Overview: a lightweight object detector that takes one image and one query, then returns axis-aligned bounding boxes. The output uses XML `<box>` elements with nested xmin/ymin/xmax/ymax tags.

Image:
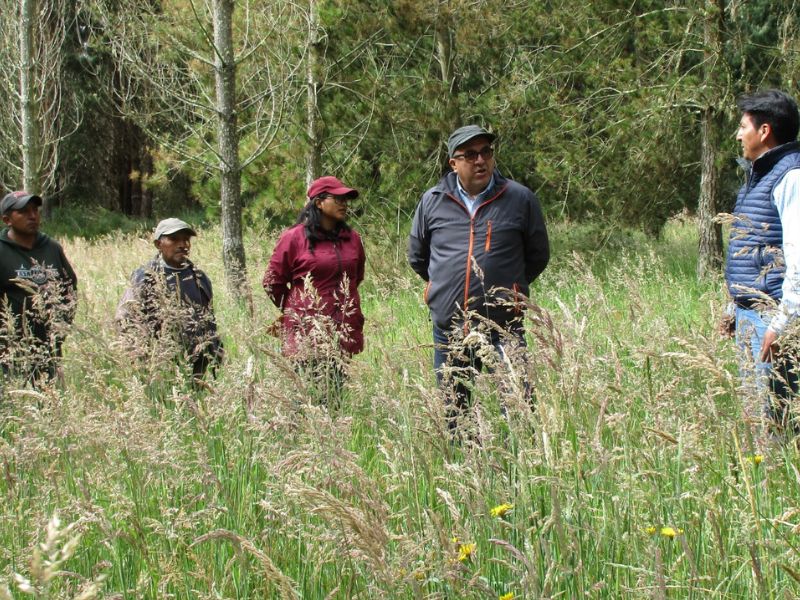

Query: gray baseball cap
<box><xmin>153</xmin><ymin>217</ymin><xmax>197</xmax><ymax>240</ymax></box>
<box><xmin>1</xmin><ymin>191</ymin><xmax>43</xmax><ymax>214</ymax></box>
<box><xmin>447</xmin><ymin>125</ymin><xmax>496</xmax><ymax>158</ymax></box>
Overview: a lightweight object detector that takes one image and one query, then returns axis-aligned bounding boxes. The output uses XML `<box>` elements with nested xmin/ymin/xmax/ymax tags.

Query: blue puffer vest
<box><xmin>725</xmin><ymin>141</ymin><xmax>800</xmax><ymax>306</ymax></box>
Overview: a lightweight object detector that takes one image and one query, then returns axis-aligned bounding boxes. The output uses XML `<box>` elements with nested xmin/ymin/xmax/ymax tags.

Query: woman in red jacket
<box><xmin>263</xmin><ymin>176</ymin><xmax>366</xmax><ymax>402</ymax></box>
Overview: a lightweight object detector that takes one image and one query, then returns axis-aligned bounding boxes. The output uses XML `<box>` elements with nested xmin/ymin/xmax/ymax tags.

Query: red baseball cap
<box><xmin>307</xmin><ymin>176</ymin><xmax>359</xmax><ymax>200</ymax></box>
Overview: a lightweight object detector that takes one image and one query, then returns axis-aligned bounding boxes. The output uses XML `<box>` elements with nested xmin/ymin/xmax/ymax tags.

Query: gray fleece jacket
<box><xmin>408</xmin><ymin>169</ymin><xmax>549</xmax><ymax>330</ymax></box>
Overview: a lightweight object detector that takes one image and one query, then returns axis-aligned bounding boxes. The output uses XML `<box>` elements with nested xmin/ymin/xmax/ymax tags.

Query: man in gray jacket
<box><xmin>408</xmin><ymin>125</ymin><xmax>549</xmax><ymax>430</ymax></box>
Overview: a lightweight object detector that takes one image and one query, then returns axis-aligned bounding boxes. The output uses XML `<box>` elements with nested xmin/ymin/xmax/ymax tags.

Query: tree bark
<box><xmin>435</xmin><ymin>7</ymin><xmax>460</xmax><ymax>173</ymax></box>
<box><xmin>306</xmin><ymin>0</ymin><xmax>323</xmax><ymax>188</ymax></box>
<box><xmin>696</xmin><ymin>0</ymin><xmax>724</xmax><ymax>280</ymax></box>
<box><xmin>697</xmin><ymin>107</ymin><xmax>723</xmax><ymax>279</ymax></box>
<box><xmin>12</xmin><ymin>0</ymin><xmax>70</xmax><ymax>216</ymax></box>
<box><xmin>19</xmin><ymin>0</ymin><xmax>40</xmax><ymax>199</ymax></box>
<box><xmin>213</xmin><ymin>0</ymin><xmax>248</xmax><ymax>301</ymax></box>
<box><xmin>435</xmin><ymin>14</ymin><xmax>459</xmax><ymax>131</ymax></box>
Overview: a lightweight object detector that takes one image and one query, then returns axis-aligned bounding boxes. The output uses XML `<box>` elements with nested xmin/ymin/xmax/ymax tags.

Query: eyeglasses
<box><xmin>324</xmin><ymin>194</ymin><xmax>349</xmax><ymax>206</ymax></box>
<box><xmin>452</xmin><ymin>146</ymin><xmax>494</xmax><ymax>162</ymax></box>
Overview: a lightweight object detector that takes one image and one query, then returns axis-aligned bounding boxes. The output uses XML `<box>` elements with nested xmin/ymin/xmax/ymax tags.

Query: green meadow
<box><xmin>2</xmin><ymin>217</ymin><xmax>799</xmax><ymax>599</ymax></box>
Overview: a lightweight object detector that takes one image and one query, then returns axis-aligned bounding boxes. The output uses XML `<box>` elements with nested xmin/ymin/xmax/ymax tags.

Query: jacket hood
<box><xmin>0</xmin><ymin>228</ymin><xmax>49</xmax><ymax>249</ymax></box>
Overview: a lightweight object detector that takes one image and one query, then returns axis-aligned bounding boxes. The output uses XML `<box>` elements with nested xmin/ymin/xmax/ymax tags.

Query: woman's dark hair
<box><xmin>296</xmin><ymin>196</ymin><xmax>350</xmax><ymax>252</ymax></box>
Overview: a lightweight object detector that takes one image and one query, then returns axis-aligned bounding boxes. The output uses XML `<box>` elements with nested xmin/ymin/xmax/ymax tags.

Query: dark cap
<box><xmin>447</xmin><ymin>125</ymin><xmax>496</xmax><ymax>158</ymax></box>
<box><xmin>1</xmin><ymin>191</ymin><xmax>43</xmax><ymax>214</ymax></box>
<box><xmin>153</xmin><ymin>217</ymin><xmax>197</xmax><ymax>240</ymax></box>
<box><xmin>307</xmin><ymin>176</ymin><xmax>359</xmax><ymax>200</ymax></box>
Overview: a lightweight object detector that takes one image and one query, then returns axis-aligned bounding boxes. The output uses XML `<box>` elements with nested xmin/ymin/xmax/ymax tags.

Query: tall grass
<box><xmin>2</xmin><ymin>216</ymin><xmax>799</xmax><ymax>598</ymax></box>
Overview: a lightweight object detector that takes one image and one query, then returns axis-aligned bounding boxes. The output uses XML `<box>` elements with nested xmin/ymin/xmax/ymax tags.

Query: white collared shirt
<box><xmin>456</xmin><ymin>175</ymin><xmax>496</xmax><ymax>217</ymax></box>
<box><xmin>769</xmin><ymin>168</ymin><xmax>800</xmax><ymax>334</ymax></box>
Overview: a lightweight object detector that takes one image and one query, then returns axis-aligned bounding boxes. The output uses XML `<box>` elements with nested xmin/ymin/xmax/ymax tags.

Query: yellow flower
<box><xmin>499</xmin><ymin>593</ymin><xmax>515</xmax><ymax>600</ymax></box>
<box><xmin>458</xmin><ymin>543</ymin><xmax>476</xmax><ymax>562</ymax></box>
<box><xmin>746</xmin><ymin>454</ymin><xmax>764</xmax><ymax>465</ymax></box>
<box><xmin>644</xmin><ymin>526</ymin><xmax>657</xmax><ymax>535</ymax></box>
<box><xmin>660</xmin><ymin>526</ymin><xmax>683</xmax><ymax>538</ymax></box>
<box><xmin>490</xmin><ymin>503</ymin><xmax>514</xmax><ymax>518</ymax></box>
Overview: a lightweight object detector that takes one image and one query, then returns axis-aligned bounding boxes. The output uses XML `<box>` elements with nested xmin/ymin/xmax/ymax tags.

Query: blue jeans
<box><xmin>433</xmin><ymin>320</ymin><xmax>528</xmax><ymax>429</ymax></box>
<box><xmin>735</xmin><ymin>306</ymin><xmax>799</xmax><ymax>430</ymax></box>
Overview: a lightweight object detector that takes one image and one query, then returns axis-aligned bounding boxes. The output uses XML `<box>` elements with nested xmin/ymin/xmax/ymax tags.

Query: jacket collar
<box><xmin>746</xmin><ymin>141</ymin><xmax>800</xmax><ymax>176</ymax></box>
<box><xmin>0</xmin><ymin>228</ymin><xmax>46</xmax><ymax>249</ymax></box>
<box><xmin>148</xmin><ymin>254</ymin><xmax>195</xmax><ymax>272</ymax></box>
<box><xmin>436</xmin><ymin>169</ymin><xmax>508</xmax><ymax>196</ymax></box>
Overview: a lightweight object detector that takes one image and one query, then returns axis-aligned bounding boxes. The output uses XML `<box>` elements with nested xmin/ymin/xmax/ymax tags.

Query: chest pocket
<box><xmin>482</xmin><ymin>219</ymin><xmax>522</xmax><ymax>253</ymax></box>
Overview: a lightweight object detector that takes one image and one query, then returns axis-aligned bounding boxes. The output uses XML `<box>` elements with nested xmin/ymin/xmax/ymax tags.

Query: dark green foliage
<box><xmin>46</xmin><ymin>205</ymin><xmax>151</xmax><ymax>239</ymax></box>
<box><xmin>3</xmin><ymin>0</ymin><xmax>797</xmax><ymax>237</ymax></box>
<box><xmin>45</xmin><ymin>205</ymin><xmax>208</xmax><ymax>240</ymax></box>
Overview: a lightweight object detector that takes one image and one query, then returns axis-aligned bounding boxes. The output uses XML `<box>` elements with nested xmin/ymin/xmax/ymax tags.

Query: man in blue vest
<box><xmin>721</xmin><ymin>90</ymin><xmax>800</xmax><ymax>434</ymax></box>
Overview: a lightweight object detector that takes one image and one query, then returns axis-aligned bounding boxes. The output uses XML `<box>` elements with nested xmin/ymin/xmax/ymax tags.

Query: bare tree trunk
<box><xmin>696</xmin><ymin>0</ymin><xmax>724</xmax><ymax>280</ymax></box>
<box><xmin>306</xmin><ymin>0</ymin><xmax>323</xmax><ymax>188</ymax></box>
<box><xmin>213</xmin><ymin>0</ymin><xmax>248</xmax><ymax>302</ymax></box>
<box><xmin>435</xmin><ymin>7</ymin><xmax>460</xmax><ymax>172</ymax></box>
<box><xmin>140</xmin><ymin>149</ymin><xmax>153</xmax><ymax>218</ymax></box>
<box><xmin>9</xmin><ymin>0</ymin><xmax>71</xmax><ymax>216</ymax></box>
<box><xmin>778</xmin><ymin>11</ymin><xmax>799</xmax><ymax>91</ymax></box>
<box><xmin>19</xmin><ymin>0</ymin><xmax>40</xmax><ymax>198</ymax></box>
<box><xmin>435</xmin><ymin>18</ymin><xmax>459</xmax><ymax>130</ymax></box>
<box><xmin>698</xmin><ymin>107</ymin><xmax>723</xmax><ymax>278</ymax></box>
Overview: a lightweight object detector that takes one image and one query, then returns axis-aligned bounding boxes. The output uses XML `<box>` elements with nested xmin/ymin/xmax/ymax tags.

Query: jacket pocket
<box><xmin>752</xmin><ymin>244</ymin><xmax>784</xmax><ymax>290</ymax></box>
<box><xmin>484</xmin><ymin>220</ymin><xmax>493</xmax><ymax>252</ymax></box>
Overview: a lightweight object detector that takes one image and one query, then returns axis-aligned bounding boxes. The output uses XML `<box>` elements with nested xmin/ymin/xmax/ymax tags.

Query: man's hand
<box><xmin>759</xmin><ymin>328</ymin><xmax>779</xmax><ymax>362</ymax></box>
<box><xmin>718</xmin><ymin>314</ymin><xmax>735</xmax><ymax>339</ymax></box>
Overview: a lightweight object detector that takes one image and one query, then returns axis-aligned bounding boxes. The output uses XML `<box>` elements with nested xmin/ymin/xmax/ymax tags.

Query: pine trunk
<box><xmin>435</xmin><ymin>11</ymin><xmax>460</xmax><ymax>173</ymax></box>
<box><xmin>697</xmin><ymin>107</ymin><xmax>722</xmax><ymax>279</ymax></box>
<box><xmin>306</xmin><ymin>0</ymin><xmax>322</xmax><ymax>188</ymax></box>
<box><xmin>696</xmin><ymin>0</ymin><xmax>724</xmax><ymax>280</ymax></box>
<box><xmin>213</xmin><ymin>0</ymin><xmax>248</xmax><ymax>301</ymax></box>
<box><xmin>19</xmin><ymin>0</ymin><xmax>40</xmax><ymax>201</ymax></box>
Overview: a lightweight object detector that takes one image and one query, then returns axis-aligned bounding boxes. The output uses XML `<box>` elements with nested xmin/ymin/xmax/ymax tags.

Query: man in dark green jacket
<box><xmin>0</xmin><ymin>191</ymin><xmax>78</xmax><ymax>382</ymax></box>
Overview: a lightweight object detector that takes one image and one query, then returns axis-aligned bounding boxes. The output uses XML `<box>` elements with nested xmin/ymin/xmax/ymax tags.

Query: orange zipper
<box><xmin>444</xmin><ymin>184</ymin><xmax>507</xmax><ymax>332</ymax></box>
<box><xmin>464</xmin><ymin>220</ymin><xmax>475</xmax><ymax>316</ymax></box>
<box><xmin>484</xmin><ymin>220</ymin><xmax>493</xmax><ymax>252</ymax></box>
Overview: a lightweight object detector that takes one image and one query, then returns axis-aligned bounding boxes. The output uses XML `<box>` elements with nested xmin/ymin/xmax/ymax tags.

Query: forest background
<box><xmin>1</xmin><ymin>0</ymin><xmax>798</xmax><ymax>288</ymax></box>
<box><xmin>3</xmin><ymin>1</ymin><xmax>800</xmax><ymax>598</ymax></box>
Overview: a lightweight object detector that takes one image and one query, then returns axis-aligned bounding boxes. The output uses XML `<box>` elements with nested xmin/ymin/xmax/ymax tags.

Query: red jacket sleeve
<box><xmin>355</xmin><ymin>231</ymin><xmax>366</xmax><ymax>286</ymax></box>
<box><xmin>263</xmin><ymin>230</ymin><xmax>293</xmax><ymax>309</ymax></box>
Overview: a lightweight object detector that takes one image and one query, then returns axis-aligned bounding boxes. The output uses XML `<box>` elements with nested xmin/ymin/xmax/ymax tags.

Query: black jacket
<box><xmin>408</xmin><ymin>170</ymin><xmax>549</xmax><ymax>330</ymax></box>
<box><xmin>0</xmin><ymin>229</ymin><xmax>77</xmax><ymax>346</ymax></box>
